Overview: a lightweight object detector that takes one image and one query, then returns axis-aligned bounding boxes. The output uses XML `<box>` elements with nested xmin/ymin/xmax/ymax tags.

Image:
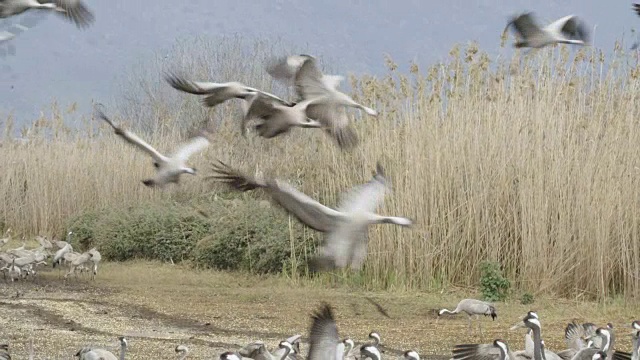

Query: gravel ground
<box><xmin>0</xmin><ymin>262</ymin><xmax>637</xmax><ymax>359</ymax></box>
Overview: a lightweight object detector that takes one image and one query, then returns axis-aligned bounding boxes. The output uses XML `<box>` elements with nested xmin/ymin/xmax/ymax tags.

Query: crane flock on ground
<box><xmin>0</xmin><ymin>0</ymin><xmax>639</xmax><ymax>359</ymax></box>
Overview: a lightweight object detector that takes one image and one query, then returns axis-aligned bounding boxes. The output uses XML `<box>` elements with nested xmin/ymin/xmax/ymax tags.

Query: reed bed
<box><xmin>2</xmin><ymin>35</ymin><xmax>640</xmax><ymax>299</ymax></box>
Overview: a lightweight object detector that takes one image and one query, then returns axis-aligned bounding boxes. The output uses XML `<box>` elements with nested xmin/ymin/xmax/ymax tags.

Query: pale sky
<box><xmin>0</xmin><ymin>0</ymin><xmax>638</xmax><ymax>127</ymax></box>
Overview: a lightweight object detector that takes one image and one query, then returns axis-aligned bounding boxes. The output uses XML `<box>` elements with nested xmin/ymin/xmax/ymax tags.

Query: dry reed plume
<box><xmin>2</xmin><ymin>35</ymin><xmax>640</xmax><ymax>299</ymax></box>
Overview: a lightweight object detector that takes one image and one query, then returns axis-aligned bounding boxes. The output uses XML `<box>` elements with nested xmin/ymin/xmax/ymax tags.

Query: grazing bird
<box><xmin>438</xmin><ymin>299</ymin><xmax>497</xmax><ymax>337</ymax></box>
<box><xmin>0</xmin><ymin>0</ymin><xmax>94</xmax><ymax>28</ymax></box>
<box><xmin>453</xmin><ymin>339</ymin><xmax>608</xmax><ymax>360</ymax></box>
<box><xmin>95</xmin><ymin>106</ymin><xmax>210</xmax><ymax>188</ymax></box>
<box><xmin>586</xmin><ymin>327</ymin><xmax>633</xmax><ymax>360</ymax></box>
<box><xmin>164</xmin><ymin>71</ymin><xmax>294</xmax><ymax>108</ymax></box>
<box><xmin>367</xmin><ymin>332</ymin><xmax>381</xmax><ymax>348</ymax></box>
<box><xmin>52</xmin><ymin>231</ymin><xmax>73</xmax><ymax>250</ymax></box>
<box><xmin>219</xmin><ymin>351</ymin><xmax>245</xmax><ymax>360</ymax></box>
<box><xmin>64</xmin><ymin>251</ymin><xmax>92</xmax><ymax>279</ymax></box>
<box><xmin>633</xmin><ymin>4</ymin><xmax>640</xmax><ymax>17</ymax></box>
<box><xmin>561</xmin><ymin>326</ymin><xmax>631</xmax><ymax>360</ymax></box>
<box><xmin>404</xmin><ymin>350</ymin><xmax>421</xmax><ymax>360</ymax></box>
<box><xmin>504</xmin><ymin>12</ymin><xmax>590</xmax><ymax>49</ymax></box>
<box><xmin>341</xmin><ymin>338</ymin><xmax>358</xmax><ymax>359</ymax></box>
<box><xmin>88</xmin><ymin>248</ymin><xmax>101</xmax><ymax>280</ymax></box>
<box><xmin>52</xmin><ymin>242</ymin><xmax>72</xmax><ymax>268</ymax></box>
<box><xmin>452</xmin><ymin>313</ymin><xmax>554</xmax><ymax>360</ymax></box>
<box><xmin>208</xmin><ymin>161</ymin><xmax>413</xmax><ymax>272</ymax></box>
<box><xmin>76</xmin><ymin>335</ymin><xmax>126</xmax><ymax>360</ymax></box>
<box><xmin>175</xmin><ymin>345</ymin><xmax>189</xmax><ymax>359</ymax></box>
<box><xmin>238</xmin><ymin>336</ymin><xmax>299</xmax><ymax>360</ymax></box>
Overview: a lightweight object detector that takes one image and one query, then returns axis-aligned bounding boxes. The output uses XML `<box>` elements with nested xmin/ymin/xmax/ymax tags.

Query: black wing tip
<box><xmin>311</xmin><ymin>302</ymin><xmax>335</xmax><ymax>322</ymax></box>
<box><xmin>164</xmin><ymin>71</ymin><xmax>187</xmax><ymax>89</ymax></box>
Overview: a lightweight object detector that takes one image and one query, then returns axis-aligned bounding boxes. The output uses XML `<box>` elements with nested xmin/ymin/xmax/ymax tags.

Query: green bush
<box><xmin>480</xmin><ymin>261</ymin><xmax>511</xmax><ymax>301</ymax></box>
<box><xmin>520</xmin><ymin>292</ymin><xmax>534</xmax><ymax>305</ymax></box>
<box><xmin>66</xmin><ymin>210</ymin><xmax>103</xmax><ymax>249</ymax></box>
<box><xmin>65</xmin><ymin>197</ymin><xmax>317</xmax><ymax>275</ymax></box>
<box><xmin>67</xmin><ymin>201</ymin><xmax>214</xmax><ymax>261</ymax></box>
<box><xmin>192</xmin><ymin>199</ymin><xmax>316</xmax><ymax>274</ymax></box>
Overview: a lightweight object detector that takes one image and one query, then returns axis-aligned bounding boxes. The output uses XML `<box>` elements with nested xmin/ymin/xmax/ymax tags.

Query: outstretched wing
<box><xmin>308</xmin><ymin>303</ymin><xmax>339</xmax><ymax>360</ymax></box>
<box><xmin>171</xmin><ymin>136</ymin><xmax>209</xmax><ymax>164</ymax></box>
<box><xmin>506</xmin><ymin>12</ymin><xmax>543</xmax><ymax>40</ymax></box>
<box><xmin>452</xmin><ymin>343</ymin><xmax>501</xmax><ymax>360</ymax></box>
<box><xmin>265</xmin><ymin>54</ymin><xmax>315</xmax><ymax>83</ymax></box>
<box><xmin>52</xmin><ymin>0</ymin><xmax>95</xmax><ymax>29</ymax></box>
<box><xmin>295</xmin><ymin>56</ymin><xmax>332</xmax><ymax>100</ymax></box>
<box><xmin>164</xmin><ymin>72</ymin><xmax>230</xmax><ymax>95</ymax></box>
<box><xmin>94</xmin><ymin>105</ymin><xmax>168</xmax><ymax>164</ymax></box>
<box><xmin>558</xmin><ymin>15</ymin><xmax>590</xmax><ymax>43</ymax></box>
<box><xmin>207</xmin><ymin>160</ymin><xmax>342</xmax><ymax>232</ymax></box>
<box><xmin>307</xmin><ymin>103</ymin><xmax>358</xmax><ymax>150</ymax></box>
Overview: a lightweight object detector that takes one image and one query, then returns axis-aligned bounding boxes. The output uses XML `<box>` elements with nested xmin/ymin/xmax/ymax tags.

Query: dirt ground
<box><xmin>0</xmin><ymin>261</ymin><xmax>638</xmax><ymax>359</ymax></box>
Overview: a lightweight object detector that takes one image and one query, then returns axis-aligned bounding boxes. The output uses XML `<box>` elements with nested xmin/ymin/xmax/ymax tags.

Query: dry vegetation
<box><xmin>2</xmin><ymin>35</ymin><xmax>640</xmax><ymax>299</ymax></box>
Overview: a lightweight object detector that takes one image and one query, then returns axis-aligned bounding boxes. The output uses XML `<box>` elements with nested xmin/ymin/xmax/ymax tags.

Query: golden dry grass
<box><xmin>2</xmin><ymin>36</ymin><xmax>640</xmax><ymax>298</ymax></box>
<box><xmin>1</xmin><ymin>261</ymin><xmax>639</xmax><ymax>359</ymax></box>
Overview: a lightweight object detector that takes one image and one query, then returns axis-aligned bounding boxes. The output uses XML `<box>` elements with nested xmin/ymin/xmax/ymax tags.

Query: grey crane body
<box><xmin>220</xmin><ymin>351</ymin><xmax>250</xmax><ymax>360</ymax></box>
<box><xmin>452</xmin><ymin>339</ymin><xmax>524</xmax><ymax>360</ymax></box>
<box><xmin>76</xmin><ymin>336</ymin><xmax>127</xmax><ymax>360</ymax></box>
<box><xmin>241</xmin><ymin>92</ymin><xmax>324</xmax><ymax>139</ymax></box>
<box><xmin>95</xmin><ymin>106</ymin><xmax>210</xmax><ymax>188</ymax></box>
<box><xmin>164</xmin><ymin>72</ymin><xmax>294</xmax><ymax>109</ymax></box>
<box><xmin>52</xmin><ymin>243</ymin><xmax>72</xmax><ymax>268</ymax></box>
<box><xmin>265</xmin><ymin>54</ymin><xmax>377</xmax><ymax>149</ymax></box>
<box><xmin>88</xmin><ymin>248</ymin><xmax>102</xmax><ymax>280</ymax></box>
<box><xmin>504</xmin><ymin>12</ymin><xmax>590</xmax><ymax>49</ymax></box>
<box><xmin>341</xmin><ymin>338</ymin><xmax>358</xmax><ymax>359</ymax></box>
<box><xmin>238</xmin><ymin>341</ymin><xmax>295</xmax><ymax>360</ymax></box>
<box><xmin>439</xmin><ymin>299</ymin><xmax>497</xmax><ymax>337</ymax></box>
<box><xmin>208</xmin><ymin>161</ymin><xmax>412</xmax><ymax>272</ymax></box>
<box><xmin>564</xmin><ymin>327</ymin><xmax>630</xmax><ymax>360</ymax></box>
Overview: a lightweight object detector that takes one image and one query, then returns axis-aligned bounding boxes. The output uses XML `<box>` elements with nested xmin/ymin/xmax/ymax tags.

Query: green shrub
<box><xmin>65</xmin><ymin>197</ymin><xmax>317</xmax><ymax>274</ymax></box>
<box><xmin>192</xmin><ymin>199</ymin><xmax>316</xmax><ymax>274</ymax></box>
<box><xmin>520</xmin><ymin>292</ymin><xmax>534</xmax><ymax>305</ymax></box>
<box><xmin>480</xmin><ymin>261</ymin><xmax>511</xmax><ymax>301</ymax></box>
<box><xmin>66</xmin><ymin>210</ymin><xmax>103</xmax><ymax>249</ymax></box>
<box><xmin>67</xmin><ymin>201</ymin><xmax>212</xmax><ymax>261</ymax></box>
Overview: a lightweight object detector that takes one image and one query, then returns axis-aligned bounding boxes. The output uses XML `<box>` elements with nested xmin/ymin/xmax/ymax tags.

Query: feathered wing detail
<box><xmin>207</xmin><ymin>160</ymin><xmax>342</xmax><ymax>232</ymax></box>
<box><xmin>308</xmin><ymin>303</ymin><xmax>339</xmax><ymax>360</ymax></box>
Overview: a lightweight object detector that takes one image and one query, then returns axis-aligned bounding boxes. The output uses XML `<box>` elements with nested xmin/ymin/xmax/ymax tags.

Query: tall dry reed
<box><xmin>2</xmin><ymin>35</ymin><xmax>640</xmax><ymax>299</ymax></box>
